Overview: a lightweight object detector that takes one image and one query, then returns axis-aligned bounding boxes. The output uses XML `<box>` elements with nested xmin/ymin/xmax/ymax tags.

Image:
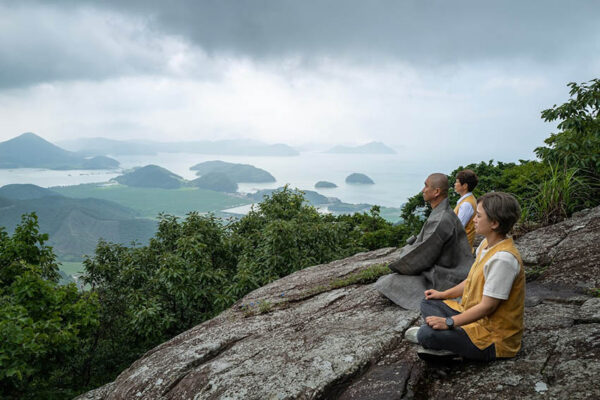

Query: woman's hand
<box><xmin>426</xmin><ymin>316</ymin><xmax>449</xmax><ymax>330</ymax></box>
<box><xmin>424</xmin><ymin>289</ymin><xmax>445</xmax><ymax>300</ymax></box>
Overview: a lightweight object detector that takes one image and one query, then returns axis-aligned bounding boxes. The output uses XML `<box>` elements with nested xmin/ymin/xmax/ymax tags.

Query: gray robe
<box><xmin>375</xmin><ymin>198</ymin><xmax>474</xmax><ymax>310</ymax></box>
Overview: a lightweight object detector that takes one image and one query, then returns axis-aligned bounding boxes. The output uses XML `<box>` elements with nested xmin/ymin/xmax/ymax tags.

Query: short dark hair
<box><xmin>477</xmin><ymin>192</ymin><xmax>521</xmax><ymax>235</ymax></box>
<box><xmin>428</xmin><ymin>173</ymin><xmax>449</xmax><ymax>197</ymax></box>
<box><xmin>456</xmin><ymin>169</ymin><xmax>479</xmax><ymax>192</ymax></box>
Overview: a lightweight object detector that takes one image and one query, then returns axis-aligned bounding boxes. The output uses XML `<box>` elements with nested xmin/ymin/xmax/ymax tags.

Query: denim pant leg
<box><xmin>417</xmin><ymin>299</ymin><xmax>496</xmax><ymax>361</ymax></box>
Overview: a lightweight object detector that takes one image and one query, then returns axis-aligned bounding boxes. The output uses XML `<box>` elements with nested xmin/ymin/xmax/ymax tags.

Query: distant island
<box><xmin>113</xmin><ymin>165</ymin><xmax>184</xmax><ymax>189</ymax></box>
<box><xmin>345</xmin><ymin>173</ymin><xmax>375</xmax><ymax>184</ymax></box>
<box><xmin>325</xmin><ymin>141</ymin><xmax>396</xmax><ymax>154</ymax></box>
<box><xmin>0</xmin><ymin>132</ymin><xmax>119</xmax><ymax>170</ymax></box>
<box><xmin>190</xmin><ymin>160</ymin><xmax>276</xmax><ymax>183</ymax></box>
<box><xmin>315</xmin><ymin>181</ymin><xmax>337</xmax><ymax>188</ymax></box>
<box><xmin>59</xmin><ymin>137</ymin><xmax>299</xmax><ymax>157</ymax></box>
<box><xmin>247</xmin><ymin>187</ymin><xmax>334</xmax><ymax>206</ymax></box>
<box><xmin>191</xmin><ymin>172</ymin><xmax>238</xmax><ymax>193</ymax></box>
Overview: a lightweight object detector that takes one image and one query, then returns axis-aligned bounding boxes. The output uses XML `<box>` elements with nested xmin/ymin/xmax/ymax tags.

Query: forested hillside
<box><xmin>0</xmin><ymin>79</ymin><xmax>599</xmax><ymax>399</ymax></box>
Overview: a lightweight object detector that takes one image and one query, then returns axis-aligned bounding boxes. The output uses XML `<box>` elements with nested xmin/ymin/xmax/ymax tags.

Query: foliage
<box><xmin>536</xmin><ymin>79</ymin><xmax>600</xmax><ymax>209</ymax></box>
<box><xmin>531</xmin><ymin>164</ymin><xmax>588</xmax><ymax>225</ymax></box>
<box><xmin>0</xmin><ymin>214</ymin><xmax>99</xmax><ymax>399</ymax></box>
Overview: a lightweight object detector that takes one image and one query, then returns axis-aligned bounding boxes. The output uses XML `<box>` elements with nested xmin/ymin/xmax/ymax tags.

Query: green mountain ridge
<box><xmin>190</xmin><ymin>160</ymin><xmax>276</xmax><ymax>183</ymax></box>
<box><xmin>0</xmin><ymin>185</ymin><xmax>157</xmax><ymax>261</ymax></box>
<box><xmin>0</xmin><ymin>132</ymin><xmax>119</xmax><ymax>170</ymax></box>
<box><xmin>113</xmin><ymin>165</ymin><xmax>184</xmax><ymax>189</ymax></box>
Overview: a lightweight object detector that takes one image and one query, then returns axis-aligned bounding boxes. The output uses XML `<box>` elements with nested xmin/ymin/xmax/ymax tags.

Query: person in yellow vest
<box><xmin>404</xmin><ymin>192</ymin><xmax>524</xmax><ymax>361</ymax></box>
<box><xmin>453</xmin><ymin>169</ymin><xmax>479</xmax><ymax>248</ymax></box>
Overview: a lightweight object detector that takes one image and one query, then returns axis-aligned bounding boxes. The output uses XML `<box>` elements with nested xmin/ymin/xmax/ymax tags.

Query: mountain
<box><xmin>0</xmin><ymin>184</ymin><xmax>156</xmax><ymax>261</ymax></box>
<box><xmin>0</xmin><ymin>132</ymin><xmax>119</xmax><ymax>169</ymax></box>
<box><xmin>59</xmin><ymin>137</ymin><xmax>299</xmax><ymax>157</ymax></box>
<box><xmin>325</xmin><ymin>141</ymin><xmax>396</xmax><ymax>154</ymax></box>
<box><xmin>80</xmin><ymin>206</ymin><xmax>600</xmax><ymax>399</ymax></box>
<box><xmin>113</xmin><ymin>165</ymin><xmax>184</xmax><ymax>189</ymax></box>
<box><xmin>0</xmin><ymin>183</ymin><xmax>61</xmax><ymax>200</ymax></box>
<box><xmin>190</xmin><ymin>160</ymin><xmax>276</xmax><ymax>183</ymax></box>
<box><xmin>190</xmin><ymin>172</ymin><xmax>238</xmax><ymax>193</ymax></box>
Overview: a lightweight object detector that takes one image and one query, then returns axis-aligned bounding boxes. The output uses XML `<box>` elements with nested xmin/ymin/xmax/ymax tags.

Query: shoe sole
<box><xmin>417</xmin><ymin>350</ymin><xmax>460</xmax><ymax>363</ymax></box>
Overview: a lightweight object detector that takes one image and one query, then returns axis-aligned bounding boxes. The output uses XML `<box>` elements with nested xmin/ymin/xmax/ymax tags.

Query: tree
<box><xmin>536</xmin><ymin>78</ymin><xmax>600</xmax><ymax>208</ymax></box>
<box><xmin>0</xmin><ymin>214</ymin><xmax>98</xmax><ymax>399</ymax></box>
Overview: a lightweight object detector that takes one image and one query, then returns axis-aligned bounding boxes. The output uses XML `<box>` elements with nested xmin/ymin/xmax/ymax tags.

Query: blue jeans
<box><xmin>417</xmin><ymin>299</ymin><xmax>496</xmax><ymax>361</ymax></box>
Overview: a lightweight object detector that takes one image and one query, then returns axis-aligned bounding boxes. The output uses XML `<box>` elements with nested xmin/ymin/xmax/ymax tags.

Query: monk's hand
<box><xmin>426</xmin><ymin>316</ymin><xmax>449</xmax><ymax>330</ymax></box>
<box><xmin>424</xmin><ymin>289</ymin><xmax>444</xmax><ymax>299</ymax></box>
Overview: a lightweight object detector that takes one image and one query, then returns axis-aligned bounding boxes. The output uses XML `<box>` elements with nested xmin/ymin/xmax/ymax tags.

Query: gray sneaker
<box><xmin>417</xmin><ymin>347</ymin><xmax>459</xmax><ymax>362</ymax></box>
<box><xmin>404</xmin><ymin>326</ymin><xmax>420</xmax><ymax>344</ymax></box>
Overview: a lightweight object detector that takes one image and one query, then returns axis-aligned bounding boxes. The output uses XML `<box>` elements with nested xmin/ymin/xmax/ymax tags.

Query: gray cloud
<box><xmin>61</xmin><ymin>0</ymin><xmax>600</xmax><ymax>62</ymax></box>
<box><xmin>2</xmin><ymin>0</ymin><xmax>599</xmax><ymax>89</ymax></box>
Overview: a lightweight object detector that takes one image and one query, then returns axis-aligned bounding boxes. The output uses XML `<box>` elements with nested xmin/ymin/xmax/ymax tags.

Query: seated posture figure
<box><xmin>415</xmin><ymin>192</ymin><xmax>524</xmax><ymax>361</ymax></box>
<box><xmin>375</xmin><ymin>173</ymin><xmax>474</xmax><ymax>310</ymax></box>
<box><xmin>453</xmin><ymin>169</ymin><xmax>478</xmax><ymax>248</ymax></box>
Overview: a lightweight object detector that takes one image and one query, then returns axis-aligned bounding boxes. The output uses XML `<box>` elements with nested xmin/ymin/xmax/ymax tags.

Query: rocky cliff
<box><xmin>78</xmin><ymin>207</ymin><xmax>600</xmax><ymax>400</ymax></box>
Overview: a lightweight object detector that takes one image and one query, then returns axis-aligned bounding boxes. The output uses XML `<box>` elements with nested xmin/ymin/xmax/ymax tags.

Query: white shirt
<box><xmin>475</xmin><ymin>242</ymin><xmax>520</xmax><ymax>300</ymax></box>
<box><xmin>456</xmin><ymin>192</ymin><xmax>475</xmax><ymax>227</ymax></box>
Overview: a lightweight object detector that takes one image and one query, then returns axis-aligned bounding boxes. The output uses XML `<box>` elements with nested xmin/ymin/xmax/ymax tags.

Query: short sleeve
<box><xmin>457</xmin><ymin>201</ymin><xmax>474</xmax><ymax>227</ymax></box>
<box><xmin>482</xmin><ymin>252</ymin><xmax>520</xmax><ymax>300</ymax></box>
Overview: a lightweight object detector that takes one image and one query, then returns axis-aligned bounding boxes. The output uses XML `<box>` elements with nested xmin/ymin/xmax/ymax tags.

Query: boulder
<box><xmin>78</xmin><ymin>207</ymin><xmax>600</xmax><ymax>399</ymax></box>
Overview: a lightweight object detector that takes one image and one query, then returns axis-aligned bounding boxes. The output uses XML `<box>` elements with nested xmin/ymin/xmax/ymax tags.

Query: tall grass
<box><xmin>533</xmin><ymin>163</ymin><xmax>587</xmax><ymax>225</ymax></box>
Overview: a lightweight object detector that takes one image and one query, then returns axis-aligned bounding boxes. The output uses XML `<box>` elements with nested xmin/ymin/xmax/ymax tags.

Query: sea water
<box><xmin>0</xmin><ymin>152</ymin><xmax>462</xmax><ymax>208</ymax></box>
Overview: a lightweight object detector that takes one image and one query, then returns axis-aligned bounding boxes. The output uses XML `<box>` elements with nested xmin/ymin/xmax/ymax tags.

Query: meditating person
<box><xmin>453</xmin><ymin>169</ymin><xmax>479</xmax><ymax>248</ymax></box>
<box><xmin>405</xmin><ymin>192</ymin><xmax>524</xmax><ymax>362</ymax></box>
<box><xmin>375</xmin><ymin>173</ymin><xmax>474</xmax><ymax>310</ymax></box>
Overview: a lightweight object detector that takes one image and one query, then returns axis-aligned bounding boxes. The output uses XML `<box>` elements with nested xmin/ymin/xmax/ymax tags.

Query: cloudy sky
<box><xmin>0</xmin><ymin>0</ymin><xmax>599</xmax><ymax>162</ymax></box>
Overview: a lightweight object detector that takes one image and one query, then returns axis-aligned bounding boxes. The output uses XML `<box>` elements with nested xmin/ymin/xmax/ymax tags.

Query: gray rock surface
<box><xmin>78</xmin><ymin>207</ymin><xmax>600</xmax><ymax>400</ymax></box>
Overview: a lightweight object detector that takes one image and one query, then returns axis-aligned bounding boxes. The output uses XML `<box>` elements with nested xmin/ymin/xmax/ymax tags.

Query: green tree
<box><xmin>536</xmin><ymin>78</ymin><xmax>600</xmax><ymax>207</ymax></box>
<box><xmin>0</xmin><ymin>214</ymin><xmax>99</xmax><ymax>399</ymax></box>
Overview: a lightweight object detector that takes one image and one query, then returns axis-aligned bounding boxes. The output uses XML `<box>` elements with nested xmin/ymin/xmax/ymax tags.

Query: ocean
<box><xmin>0</xmin><ymin>152</ymin><xmax>463</xmax><ymax>208</ymax></box>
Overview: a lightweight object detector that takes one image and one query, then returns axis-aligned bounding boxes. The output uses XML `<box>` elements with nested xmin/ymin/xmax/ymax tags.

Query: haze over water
<box><xmin>0</xmin><ymin>151</ymin><xmax>464</xmax><ymax>208</ymax></box>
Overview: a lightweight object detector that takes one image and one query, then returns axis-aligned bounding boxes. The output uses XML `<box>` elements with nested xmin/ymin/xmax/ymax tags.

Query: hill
<box><xmin>315</xmin><ymin>181</ymin><xmax>337</xmax><ymax>188</ymax></box>
<box><xmin>0</xmin><ymin>132</ymin><xmax>119</xmax><ymax>169</ymax></box>
<box><xmin>190</xmin><ymin>172</ymin><xmax>238</xmax><ymax>193</ymax></box>
<box><xmin>0</xmin><ymin>184</ymin><xmax>156</xmax><ymax>261</ymax></box>
<box><xmin>59</xmin><ymin>137</ymin><xmax>299</xmax><ymax>157</ymax></box>
<box><xmin>346</xmin><ymin>173</ymin><xmax>375</xmax><ymax>184</ymax></box>
<box><xmin>190</xmin><ymin>160</ymin><xmax>276</xmax><ymax>183</ymax></box>
<box><xmin>113</xmin><ymin>165</ymin><xmax>184</xmax><ymax>189</ymax></box>
<box><xmin>79</xmin><ymin>206</ymin><xmax>600</xmax><ymax>399</ymax></box>
<box><xmin>325</xmin><ymin>141</ymin><xmax>396</xmax><ymax>154</ymax></box>
<box><xmin>0</xmin><ymin>183</ymin><xmax>61</xmax><ymax>200</ymax></box>
<box><xmin>50</xmin><ymin>183</ymin><xmax>251</xmax><ymax>218</ymax></box>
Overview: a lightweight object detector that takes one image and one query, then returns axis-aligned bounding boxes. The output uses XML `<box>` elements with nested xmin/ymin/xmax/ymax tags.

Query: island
<box><xmin>345</xmin><ymin>173</ymin><xmax>375</xmax><ymax>185</ymax></box>
<box><xmin>190</xmin><ymin>160</ymin><xmax>276</xmax><ymax>183</ymax></box>
<box><xmin>113</xmin><ymin>165</ymin><xmax>184</xmax><ymax>189</ymax></box>
<box><xmin>0</xmin><ymin>132</ymin><xmax>119</xmax><ymax>170</ymax></box>
<box><xmin>190</xmin><ymin>172</ymin><xmax>238</xmax><ymax>193</ymax></box>
<box><xmin>315</xmin><ymin>181</ymin><xmax>337</xmax><ymax>188</ymax></box>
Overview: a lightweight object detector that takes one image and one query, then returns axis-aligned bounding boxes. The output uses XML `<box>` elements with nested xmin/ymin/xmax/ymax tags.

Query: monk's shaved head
<box><xmin>428</xmin><ymin>173</ymin><xmax>449</xmax><ymax>197</ymax></box>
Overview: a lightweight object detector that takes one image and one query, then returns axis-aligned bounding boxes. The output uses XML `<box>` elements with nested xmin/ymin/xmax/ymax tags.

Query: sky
<box><xmin>0</xmin><ymin>0</ymin><xmax>599</xmax><ymax>162</ymax></box>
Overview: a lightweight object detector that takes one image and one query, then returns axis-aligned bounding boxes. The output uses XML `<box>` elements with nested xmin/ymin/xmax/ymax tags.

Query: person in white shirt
<box><xmin>453</xmin><ymin>169</ymin><xmax>479</xmax><ymax>248</ymax></box>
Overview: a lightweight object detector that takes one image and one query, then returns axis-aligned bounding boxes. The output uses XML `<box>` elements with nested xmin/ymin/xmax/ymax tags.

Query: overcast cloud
<box><xmin>1</xmin><ymin>0</ymin><xmax>599</xmax><ymax>162</ymax></box>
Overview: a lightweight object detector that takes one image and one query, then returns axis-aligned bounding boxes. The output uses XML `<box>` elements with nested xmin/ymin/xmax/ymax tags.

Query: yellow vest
<box><xmin>454</xmin><ymin>194</ymin><xmax>477</xmax><ymax>247</ymax></box>
<box><xmin>444</xmin><ymin>238</ymin><xmax>525</xmax><ymax>358</ymax></box>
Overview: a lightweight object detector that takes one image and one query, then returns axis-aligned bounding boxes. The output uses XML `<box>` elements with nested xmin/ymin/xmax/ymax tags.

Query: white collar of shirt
<box><xmin>457</xmin><ymin>192</ymin><xmax>473</xmax><ymax>204</ymax></box>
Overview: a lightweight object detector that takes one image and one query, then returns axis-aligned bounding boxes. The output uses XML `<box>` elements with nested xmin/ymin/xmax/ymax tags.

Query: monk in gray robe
<box><xmin>375</xmin><ymin>173</ymin><xmax>474</xmax><ymax>310</ymax></box>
